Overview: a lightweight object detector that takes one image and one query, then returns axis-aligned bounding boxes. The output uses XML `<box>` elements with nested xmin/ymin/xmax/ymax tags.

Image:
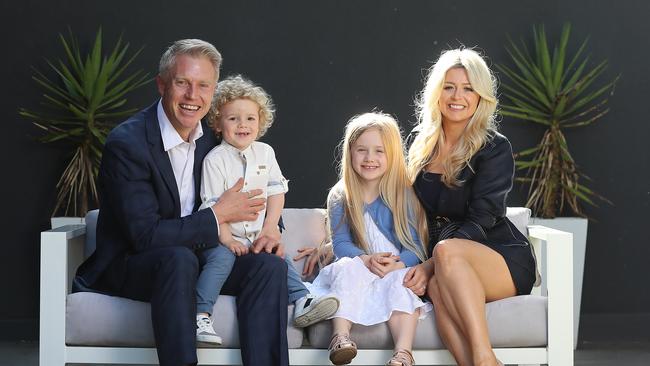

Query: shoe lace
<box><xmin>197</xmin><ymin>317</ymin><xmax>213</xmax><ymax>332</ymax></box>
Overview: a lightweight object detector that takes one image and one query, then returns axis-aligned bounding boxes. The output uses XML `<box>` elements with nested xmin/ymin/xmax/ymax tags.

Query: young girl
<box><xmin>309</xmin><ymin>112</ymin><xmax>430</xmax><ymax>366</ymax></box>
<box><xmin>195</xmin><ymin>75</ymin><xmax>338</xmax><ymax>345</ymax></box>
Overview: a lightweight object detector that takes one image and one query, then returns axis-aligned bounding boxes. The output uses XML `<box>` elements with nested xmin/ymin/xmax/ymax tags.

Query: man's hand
<box><xmin>293</xmin><ymin>243</ymin><xmax>334</xmax><ymax>276</ymax></box>
<box><xmin>223</xmin><ymin>239</ymin><xmax>250</xmax><ymax>256</ymax></box>
<box><xmin>367</xmin><ymin>252</ymin><xmax>404</xmax><ymax>278</ymax></box>
<box><xmin>211</xmin><ymin>178</ymin><xmax>265</xmax><ymax>224</ymax></box>
<box><xmin>403</xmin><ymin>259</ymin><xmax>434</xmax><ymax>296</ymax></box>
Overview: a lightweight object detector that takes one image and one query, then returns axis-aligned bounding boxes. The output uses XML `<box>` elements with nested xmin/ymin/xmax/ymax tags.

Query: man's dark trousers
<box><xmin>110</xmin><ymin>248</ymin><xmax>289</xmax><ymax>366</ymax></box>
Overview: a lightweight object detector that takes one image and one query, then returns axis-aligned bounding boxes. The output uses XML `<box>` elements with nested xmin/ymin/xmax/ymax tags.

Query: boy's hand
<box><xmin>223</xmin><ymin>239</ymin><xmax>249</xmax><ymax>256</ymax></box>
<box><xmin>252</xmin><ymin>226</ymin><xmax>284</xmax><ymax>257</ymax></box>
<box><xmin>257</xmin><ymin>225</ymin><xmax>282</xmax><ymax>244</ymax></box>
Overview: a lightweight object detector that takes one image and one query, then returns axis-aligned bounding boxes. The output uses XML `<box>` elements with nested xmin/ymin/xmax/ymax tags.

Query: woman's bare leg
<box><xmin>428</xmin><ymin>275</ymin><xmax>473</xmax><ymax>366</ymax></box>
<box><xmin>431</xmin><ymin>239</ymin><xmax>516</xmax><ymax>366</ymax></box>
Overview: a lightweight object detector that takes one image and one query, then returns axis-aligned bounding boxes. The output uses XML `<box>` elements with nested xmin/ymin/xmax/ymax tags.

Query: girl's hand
<box><xmin>294</xmin><ymin>247</ymin><xmax>318</xmax><ymax>276</ymax></box>
<box><xmin>223</xmin><ymin>239</ymin><xmax>250</xmax><ymax>256</ymax></box>
<box><xmin>369</xmin><ymin>252</ymin><xmax>404</xmax><ymax>278</ymax></box>
<box><xmin>293</xmin><ymin>243</ymin><xmax>334</xmax><ymax>276</ymax></box>
<box><xmin>360</xmin><ymin>254</ymin><xmax>372</xmax><ymax>268</ymax></box>
<box><xmin>403</xmin><ymin>260</ymin><xmax>434</xmax><ymax>296</ymax></box>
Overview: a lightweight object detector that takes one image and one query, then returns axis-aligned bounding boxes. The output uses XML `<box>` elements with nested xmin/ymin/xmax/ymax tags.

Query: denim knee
<box><xmin>200</xmin><ymin>245</ymin><xmax>235</xmax><ymax>268</ymax></box>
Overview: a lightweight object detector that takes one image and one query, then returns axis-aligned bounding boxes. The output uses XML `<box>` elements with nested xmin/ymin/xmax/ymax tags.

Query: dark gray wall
<box><xmin>1</xmin><ymin>0</ymin><xmax>648</xmax><ymax>340</ymax></box>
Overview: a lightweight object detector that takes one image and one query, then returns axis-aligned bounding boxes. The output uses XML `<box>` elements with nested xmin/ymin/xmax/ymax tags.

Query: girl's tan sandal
<box><xmin>386</xmin><ymin>348</ymin><xmax>415</xmax><ymax>366</ymax></box>
<box><xmin>328</xmin><ymin>333</ymin><xmax>357</xmax><ymax>365</ymax></box>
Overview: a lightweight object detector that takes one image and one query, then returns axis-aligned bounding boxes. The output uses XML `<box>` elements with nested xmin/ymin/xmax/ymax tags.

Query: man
<box><xmin>73</xmin><ymin>39</ymin><xmax>288</xmax><ymax>366</ymax></box>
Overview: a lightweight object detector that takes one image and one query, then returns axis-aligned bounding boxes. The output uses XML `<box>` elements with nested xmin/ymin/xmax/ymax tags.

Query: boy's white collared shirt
<box><xmin>199</xmin><ymin>140</ymin><xmax>289</xmax><ymax>245</ymax></box>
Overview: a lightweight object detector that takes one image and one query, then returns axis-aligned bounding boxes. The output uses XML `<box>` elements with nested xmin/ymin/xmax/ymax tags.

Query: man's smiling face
<box><xmin>156</xmin><ymin>54</ymin><xmax>217</xmax><ymax>140</ymax></box>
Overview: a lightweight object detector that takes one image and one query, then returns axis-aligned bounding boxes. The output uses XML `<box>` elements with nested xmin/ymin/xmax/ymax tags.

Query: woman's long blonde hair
<box><xmin>408</xmin><ymin>48</ymin><xmax>498</xmax><ymax>186</ymax></box>
<box><xmin>328</xmin><ymin>112</ymin><xmax>429</xmax><ymax>262</ymax></box>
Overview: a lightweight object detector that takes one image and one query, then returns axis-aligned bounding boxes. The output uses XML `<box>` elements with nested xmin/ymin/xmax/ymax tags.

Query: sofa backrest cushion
<box><xmin>506</xmin><ymin>207</ymin><xmax>531</xmax><ymax>237</ymax></box>
<box><xmin>83</xmin><ymin>207</ymin><xmax>531</xmax><ymax>265</ymax></box>
<box><xmin>282</xmin><ymin>207</ymin><xmax>531</xmax><ymax>280</ymax></box>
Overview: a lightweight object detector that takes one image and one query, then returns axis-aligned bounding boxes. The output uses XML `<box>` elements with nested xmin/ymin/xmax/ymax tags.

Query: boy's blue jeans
<box><xmin>196</xmin><ymin>244</ymin><xmax>309</xmax><ymax>314</ymax></box>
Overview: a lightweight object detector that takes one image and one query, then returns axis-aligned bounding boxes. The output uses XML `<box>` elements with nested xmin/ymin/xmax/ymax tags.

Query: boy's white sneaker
<box><xmin>293</xmin><ymin>294</ymin><xmax>340</xmax><ymax>328</ymax></box>
<box><xmin>196</xmin><ymin>315</ymin><xmax>222</xmax><ymax>345</ymax></box>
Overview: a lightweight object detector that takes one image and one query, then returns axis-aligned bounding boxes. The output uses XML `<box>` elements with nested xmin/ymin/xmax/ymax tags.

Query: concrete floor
<box><xmin>3</xmin><ymin>340</ymin><xmax>649</xmax><ymax>366</ymax></box>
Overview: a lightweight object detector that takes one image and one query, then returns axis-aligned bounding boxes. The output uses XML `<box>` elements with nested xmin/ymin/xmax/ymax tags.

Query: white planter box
<box><xmin>531</xmin><ymin>216</ymin><xmax>587</xmax><ymax>350</ymax></box>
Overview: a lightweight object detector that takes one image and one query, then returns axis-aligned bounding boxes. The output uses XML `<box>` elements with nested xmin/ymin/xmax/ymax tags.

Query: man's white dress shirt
<box><xmin>157</xmin><ymin>101</ymin><xmax>203</xmax><ymax>218</ymax></box>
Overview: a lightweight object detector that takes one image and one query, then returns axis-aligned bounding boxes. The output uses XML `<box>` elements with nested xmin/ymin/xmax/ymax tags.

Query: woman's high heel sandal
<box><xmin>328</xmin><ymin>333</ymin><xmax>357</xmax><ymax>365</ymax></box>
<box><xmin>386</xmin><ymin>349</ymin><xmax>415</xmax><ymax>366</ymax></box>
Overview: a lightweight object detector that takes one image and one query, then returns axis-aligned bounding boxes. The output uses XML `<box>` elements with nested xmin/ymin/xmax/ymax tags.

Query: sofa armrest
<box><xmin>40</xmin><ymin>224</ymin><xmax>86</xmax><ymax>366</ymax></box>
<box><xmin>528</xmin><ymin>225</ymin><xmax>573</xmax><ymax>366</ymax></box>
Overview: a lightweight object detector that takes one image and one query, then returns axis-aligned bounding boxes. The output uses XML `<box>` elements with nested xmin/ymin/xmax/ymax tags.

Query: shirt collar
<box><xmin>157</xmin><ymin>100</ymin><xmax>204</xmax><ymax>152</ymax></box>
<box><xmin>219</xmin><ymin>139</ymin><xmax>253</xmax><ymax>156</ymax></box>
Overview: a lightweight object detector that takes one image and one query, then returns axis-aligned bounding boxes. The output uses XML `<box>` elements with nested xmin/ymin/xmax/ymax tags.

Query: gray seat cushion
<box><xmin>307</xmin><ymin>295</ymin><xmax>547</xmax><ymax>349</ymax></box>
<box><xmin>66</xmin><ymin>292</ymin><xmax>304</xmax><ymax>348</ymax></box>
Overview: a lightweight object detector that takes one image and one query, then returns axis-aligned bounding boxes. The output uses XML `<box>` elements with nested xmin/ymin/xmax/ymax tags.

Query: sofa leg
<box><xmin>41</xmin><ymin>229</ymin><xmax>80</xmax><ymax>366</ymax></box>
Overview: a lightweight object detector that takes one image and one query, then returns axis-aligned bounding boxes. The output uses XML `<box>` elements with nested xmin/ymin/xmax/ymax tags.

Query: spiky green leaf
<box><xmin>18</xmin><ymin>28</ymin><xmax>151</xmax><ymax>216</ymax></box>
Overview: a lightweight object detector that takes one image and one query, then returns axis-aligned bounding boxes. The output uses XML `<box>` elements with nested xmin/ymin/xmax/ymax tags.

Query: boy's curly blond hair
<box><xmin>208</xmin><ymin>75</ymin><xmax>275</xmax><ymax>138</ymax></box>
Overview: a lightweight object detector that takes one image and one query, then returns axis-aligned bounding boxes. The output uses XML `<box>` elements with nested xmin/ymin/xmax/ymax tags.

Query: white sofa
<box><xmin>40</xmin><ymin>207</ymin><xmax>573</xmax><ymax>365</ymax></box>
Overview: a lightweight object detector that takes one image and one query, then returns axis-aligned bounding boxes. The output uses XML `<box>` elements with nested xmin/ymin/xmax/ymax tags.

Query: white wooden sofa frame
<box><xmin>40</xmin><ymin>223</ymin><xmax>573</xmax><ymax>366</ymax></box>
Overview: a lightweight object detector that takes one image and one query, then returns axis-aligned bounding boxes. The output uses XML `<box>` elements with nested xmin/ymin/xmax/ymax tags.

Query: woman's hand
<box><xmin>368</xmin><ymin>252</ymin><xmax>404</xmax><ymax>278</ymax></box>
<box><xmin>293</xmin><ymin>243</ymin><xmax>334</xmax><ymax>276</ymax></box>
<box><xmin>403</xmin><ymin>259</ymin><xmax>434</xmax><ymax>296</ymax></box>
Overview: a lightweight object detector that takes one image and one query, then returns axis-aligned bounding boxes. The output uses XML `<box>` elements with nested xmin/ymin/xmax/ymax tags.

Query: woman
<box><xmin>402</xmin><ymin>48</ymin><xmax>537</xmax><ymax>366</ymax></box>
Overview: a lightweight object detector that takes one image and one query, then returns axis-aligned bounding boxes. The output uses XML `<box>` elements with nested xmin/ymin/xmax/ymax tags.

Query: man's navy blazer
<box><xmin>73</xmin><ymin>102</ymin><xmax>220</xmax><ymax>292</ymax></box>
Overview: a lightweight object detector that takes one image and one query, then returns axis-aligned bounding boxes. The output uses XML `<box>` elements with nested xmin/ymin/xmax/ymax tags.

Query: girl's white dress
<box><xmin>307</xmin><ymin>212</ymin><xmax>432</xmax><ymax>326</ymax></box>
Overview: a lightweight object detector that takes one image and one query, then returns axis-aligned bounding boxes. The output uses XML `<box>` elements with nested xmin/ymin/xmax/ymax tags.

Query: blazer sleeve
<box><xmin>441</xmin><ymin>136</ymin><xmax>514</xmax><ymax>242</ymax></box>
<box><xmin>100</xmin><ymin>137</ymin><xmax>219</xmax><ymax>252</ymax></box>
<box><xmin>329</xmin><ymin>200</ymin><xmax>365</xmax><ymax>259</ymax></box>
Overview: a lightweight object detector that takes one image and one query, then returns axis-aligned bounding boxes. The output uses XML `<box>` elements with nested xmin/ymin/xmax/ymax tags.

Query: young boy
<box><xmin>195</xmin><ymin>75</ymin><xmax>339</xmax><ymax>344</ymax></box>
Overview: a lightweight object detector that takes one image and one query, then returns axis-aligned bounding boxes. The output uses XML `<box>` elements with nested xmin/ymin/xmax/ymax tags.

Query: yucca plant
<box><xmin>20</xmin><ymin>28</ymin><xmax>151</xmax><ymax>217</ymax></box>
<box><xmin>496</xmin><ymin>23</ymin><xmax>618</xmax><ymax>218</ymax></box>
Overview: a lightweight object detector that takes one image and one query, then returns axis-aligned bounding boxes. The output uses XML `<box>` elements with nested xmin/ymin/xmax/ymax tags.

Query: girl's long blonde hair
<box><xmin>328</xmin><ymin>112</ymin><xmax>429</xmax><ymax>262</ymax></box>
<box><xmin>408</xmin><ymin>48</ymin><xmax>498</xmax><ymax>186</ymax></box>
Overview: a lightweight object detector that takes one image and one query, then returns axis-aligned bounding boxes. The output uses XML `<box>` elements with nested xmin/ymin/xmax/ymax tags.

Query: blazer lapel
<box><xmin>144</xmin><ymin>103</ymin><xmax>181</xmax><ymax>217</ymax></box>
